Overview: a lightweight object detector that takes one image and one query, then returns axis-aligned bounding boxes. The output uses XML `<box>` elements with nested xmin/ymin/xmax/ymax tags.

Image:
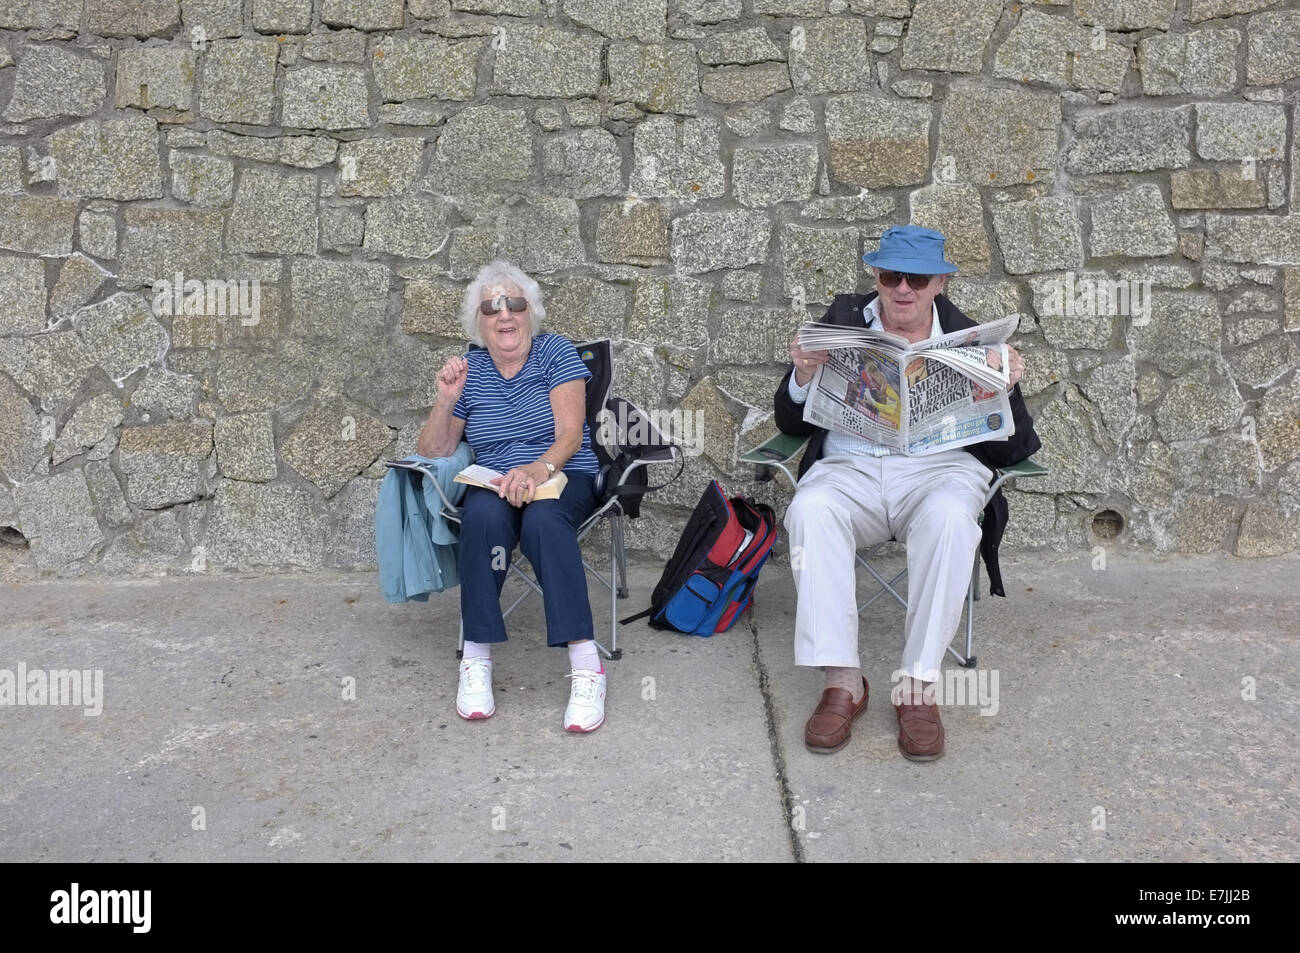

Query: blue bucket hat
<box><xmin>862</xmin><ymin>225</ymin><xmax>958</xmax><ymax>275</ymax></box>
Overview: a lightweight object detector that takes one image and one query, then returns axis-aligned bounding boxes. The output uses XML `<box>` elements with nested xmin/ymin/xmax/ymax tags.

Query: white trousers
<box><xmin>784</xmin><ymin>449</ymin><xmax>993</xmax><ymax>677</ymax></box>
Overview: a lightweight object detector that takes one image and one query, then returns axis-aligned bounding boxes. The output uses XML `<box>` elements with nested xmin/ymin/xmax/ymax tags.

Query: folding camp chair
<box><xmin>740</xmin><ymin>432</ymin><xmax>1047</xmax><ymax>667</ymax></box>
<box><xmin>386</xmin><ymin>339</ymin><xmax>682</xmax><ymax>662</ymax></box>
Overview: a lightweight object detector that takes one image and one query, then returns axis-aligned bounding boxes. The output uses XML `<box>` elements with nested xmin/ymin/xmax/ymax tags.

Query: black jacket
<box><xmin>773</xmin><ymin>292</ymin><xmax>1041</xmax><ymax>596</ymax></box>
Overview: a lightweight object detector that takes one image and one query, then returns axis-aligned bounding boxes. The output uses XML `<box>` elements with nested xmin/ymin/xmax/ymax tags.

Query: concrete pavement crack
<box><xmin>747</xmin><ymin>603</ymin><xmax>806</xmax><ymax>864</ymax></box>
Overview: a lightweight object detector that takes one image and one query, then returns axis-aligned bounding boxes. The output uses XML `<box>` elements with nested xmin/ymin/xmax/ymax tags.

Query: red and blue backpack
<box><xmin>623</xmin><ymin>480</ymin><xmax>777</xmax><ymax>636</ymax></box>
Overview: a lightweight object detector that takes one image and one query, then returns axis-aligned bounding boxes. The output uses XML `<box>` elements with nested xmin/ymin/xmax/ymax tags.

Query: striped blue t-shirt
<box><xmin>453</xmin><ymin>333</ymin><xmax>600</xmax><ymax>475</ymax></box>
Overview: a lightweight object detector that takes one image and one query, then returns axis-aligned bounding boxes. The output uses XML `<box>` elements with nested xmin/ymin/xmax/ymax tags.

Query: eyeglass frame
<box><xmin>875</xmin><ymin>270</ymin><xmax>937</xmax><ymax>291</ymax></box>
<box><xmin>479</xmin><ymin>295</ymin><xmax>529</xmax><ymax>316</ymax></box>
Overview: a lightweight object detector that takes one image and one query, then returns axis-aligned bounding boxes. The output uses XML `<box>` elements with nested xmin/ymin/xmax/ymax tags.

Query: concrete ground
<box><xmin>1</xmin><ymin>551</ymin><xmax>1297</xmax><ymax>862</ymax></box>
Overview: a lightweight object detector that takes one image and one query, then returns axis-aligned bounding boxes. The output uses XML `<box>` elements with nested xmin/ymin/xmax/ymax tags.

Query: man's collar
<box><xmin>864</xmin><ymin>296</ymin><xmax>941</xmax><ymax>338</ymax></box>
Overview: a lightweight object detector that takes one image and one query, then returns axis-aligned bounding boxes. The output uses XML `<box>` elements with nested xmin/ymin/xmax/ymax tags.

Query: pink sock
<box><xmin>824</xmin><ymin>666</ymin><xmax>864</xmax><ymax>703</ymax></box>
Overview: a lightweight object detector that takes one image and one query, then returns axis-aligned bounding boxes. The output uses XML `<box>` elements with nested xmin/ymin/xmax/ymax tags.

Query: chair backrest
<box><xmin>575</xmin><ymin>339</ymin><xmax>646</xmax><ymax>515</ymax></box>
<box><xmin>574</xmin><ymin>339</ymin><xmax>614</xmax><ymax>455</ymax></box>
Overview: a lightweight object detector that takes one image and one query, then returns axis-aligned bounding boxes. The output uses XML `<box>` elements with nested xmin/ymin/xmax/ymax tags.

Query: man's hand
<box><xmin>1006</xmin><ymin>345</ymin><xmax>1024</xmax><ymax>391</ymax></box>
<box><xmin>791</xmin><ymin>334</ymin><xmax>831</xmax><ymax>387</ymax></box>
<box><xmin>490</xmin><ymin>462</ymin><xmax>549</xmax><ymax>507</ymax></box>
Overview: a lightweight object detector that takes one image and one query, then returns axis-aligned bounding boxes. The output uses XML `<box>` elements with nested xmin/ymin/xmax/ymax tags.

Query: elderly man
<box><xmin>774</xmin><ymin>225</ymin><xmax>1040</xmax><ymax>761</ymax></box>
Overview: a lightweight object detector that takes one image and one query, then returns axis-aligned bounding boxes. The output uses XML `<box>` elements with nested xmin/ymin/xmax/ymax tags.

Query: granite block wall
<box><xmin>1</xmin><ymin>0</ymin><xmax>1299</xmax><ymax>574</ymax></box>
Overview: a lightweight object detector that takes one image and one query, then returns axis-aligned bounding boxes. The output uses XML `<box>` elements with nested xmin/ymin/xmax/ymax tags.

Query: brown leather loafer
<box><xmin>804</xmin><ymin>677</ymin><xmax>868</xmax><ymax>754</ymax></box>
<box><xmin>894</xmin><ymin>698</ymin><xmax>944</xmax><ymax>761</ymax></box>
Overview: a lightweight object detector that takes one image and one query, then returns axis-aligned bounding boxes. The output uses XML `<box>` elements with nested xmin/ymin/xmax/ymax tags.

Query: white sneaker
<box><xmin>563</xmin><ymin>668</ymin><xmax>606</xmax><ymax>733</ymax></box>
<box><xmin>456</xmin><ymin>657</ymin><xmax>495</xmax><ymax>720</ymax></box>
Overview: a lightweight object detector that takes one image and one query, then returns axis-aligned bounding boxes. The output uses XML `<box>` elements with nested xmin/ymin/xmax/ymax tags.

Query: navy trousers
<box><xmin>458</xmin><ymin>471</ymin><xmax>598</xmax><ymax>647</ymax></box>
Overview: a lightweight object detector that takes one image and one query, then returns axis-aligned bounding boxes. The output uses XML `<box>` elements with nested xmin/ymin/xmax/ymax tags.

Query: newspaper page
<box><xmin>903</xmin><ymin>354</ymin><xmax>1013</xmax><ymax>455</ymax></box>
<box><xmin>799</xmin><ymin>316</ymin><xmax>1019</xmax><ymax>456</ymax></box>
<box><xmin>800</xmin><ymin>345</ymin><xmax>907</xmax><ymax>450</ymax></box>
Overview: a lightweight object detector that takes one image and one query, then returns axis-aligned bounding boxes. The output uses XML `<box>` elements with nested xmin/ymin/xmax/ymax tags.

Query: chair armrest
<box><xmin>740</xmin><ymin>433</ymin><xmax>809</xmax><ymax>487</ymax></box>
<box><xmin>385</xmin><ymin>457</ymin><xmax>462</xmax><ymax>517</ymax></box>
<box><xmin>998</xmin><ymin>458</ymin><xmax>1049</xmax><ymax>478</ymax></box>
<box><xmin>739</xmin><ymin>432</ymin><xmax>810</xmax><ymax>466</ymax></box>
<box><xmin>987</xmin><ymin>456</ymin><xmax>1049</xmax><ymax>498</ymax></box>
<box><xmin>614</xmin><ymin>444</ymin><xmax>681</xmax><ymax>487</ymax></box>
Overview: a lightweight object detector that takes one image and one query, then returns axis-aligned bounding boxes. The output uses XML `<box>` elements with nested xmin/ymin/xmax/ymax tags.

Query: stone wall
<box><xmin>1</xmin><ymin>0</ymin><xmax>1299</xmax><ymax>575</ymax></box>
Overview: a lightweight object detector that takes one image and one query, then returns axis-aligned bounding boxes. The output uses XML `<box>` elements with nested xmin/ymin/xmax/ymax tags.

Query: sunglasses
<box><xmin>876</xmin><ymin>270</ymin><xmax>934</xmax><ymax>291</ymax></box>
<box><xmin>479</xmin><ymin>296</ymin><xmax>528</xmax><ymax>315</ymax></box>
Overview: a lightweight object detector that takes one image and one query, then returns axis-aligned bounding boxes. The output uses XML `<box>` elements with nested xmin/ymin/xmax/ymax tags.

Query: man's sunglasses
<box><xmin>480</xmin><ymin>296</ymin><xmax>528</xmax><ymax>315</ymax></box>
<box><xmin>876</xmin><ymin>270</ymin><xmax>934</xmax><ymax>291</ymax></box>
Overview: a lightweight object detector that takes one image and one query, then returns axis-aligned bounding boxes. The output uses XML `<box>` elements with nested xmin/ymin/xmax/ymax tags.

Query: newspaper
<box><xmin>796</xmin><ymin>315</ymin><xmax>1018</xmax><ymax>456</ymax></box>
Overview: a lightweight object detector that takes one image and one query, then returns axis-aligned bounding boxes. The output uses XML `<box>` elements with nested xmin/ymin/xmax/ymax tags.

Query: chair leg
<box><xmin>456</xmin><ymin>617</ymin><xmax>464</xmax><ymax>660</ymax></box>
<box><xmin>501</xmin><ymin>562</ymin><xmax>542</xmax><ymax>620</ymax></box>
<box><xmin>607</xmin><ymin>516</ymin><xmax>623</xmax><ymax>660</ymax></box>
<box><xmin>961</xmin><ymin>569</ymin><xmax>977</xmax><ymax>668</ymax></box>
<box><xmin>614</xmin><ymin>513</ymin><xmax>629</xmax><ymax>599</ymax></box>
<box><xmin>856</xmin><ymin>545</ymin><xmax>909</xmax><ymax>612</ymax></box>
<box><xmin>579</xmin><ymin>547</ymin><xmax>617</xmax><ymax>662</ymax></box>
<box><xmin>967</xmin><ymin>552</ymin><xmax>979</xmax><ymax>662</ymax></box>
<box><xmin>942</xmin><ymin>580</ymin><xmax>979</xmax><ymax>668</ymax></box>
<box><xmin>947</xmin><ymin>553</ymin><xmax>977</xmax><ymax>668</ymax></box>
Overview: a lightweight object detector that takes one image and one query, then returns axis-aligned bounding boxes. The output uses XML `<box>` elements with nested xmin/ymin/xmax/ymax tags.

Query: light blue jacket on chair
<box><xmin>375</xmin><ymin>442</ymin><xmax>474</xmax><ymax>603</ymax></box>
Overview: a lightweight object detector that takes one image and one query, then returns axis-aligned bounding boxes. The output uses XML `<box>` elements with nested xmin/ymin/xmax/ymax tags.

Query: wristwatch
<box><xmin>539</xmin><ymin>458</ymin><xmax>555</xmax><ymax>477</ymax></box>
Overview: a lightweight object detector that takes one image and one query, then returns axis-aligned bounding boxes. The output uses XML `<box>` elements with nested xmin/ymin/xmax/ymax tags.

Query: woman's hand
<box><xmin>490</xmin><ymin>462</ymin><xmax>550</xmax><ymax>507</ymax></box>
<box><xmin>417</xmin><ymin>358</ymin><xmax>468</xmax><ymax>456</ymax></box>
<box><xmin>436</xmin><ymin>356</ymin><xmax>468</xmax><ymax>405</ymax></box>
<box><xmin>790</xmin><ymin>334</ymin><xmax>831</xmax><ymax>387</ymax></box>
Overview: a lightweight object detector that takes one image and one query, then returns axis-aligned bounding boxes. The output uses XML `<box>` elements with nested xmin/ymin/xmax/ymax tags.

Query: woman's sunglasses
<box><xmin>480</xmin><ymin>295</ymin><xmax>528</xmax><ymax>315</ymax></box>
<box><xmin>876</xmin><ymin>270</ymin><xmax>934</xmax><ymax>291</ymax></box>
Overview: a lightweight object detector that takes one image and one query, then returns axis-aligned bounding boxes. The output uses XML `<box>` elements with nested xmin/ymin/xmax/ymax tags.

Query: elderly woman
<box><xmin>416</xmin><ymin>260</ymin><xmax>606</xmax><ymax>732</ymax></box>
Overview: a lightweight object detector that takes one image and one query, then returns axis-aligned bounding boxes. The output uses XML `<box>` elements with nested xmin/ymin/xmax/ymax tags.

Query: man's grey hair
<box><xmin>460</xmin><ymin>260</ymin><xmax>546</xmax><ymax>346</ymax></box>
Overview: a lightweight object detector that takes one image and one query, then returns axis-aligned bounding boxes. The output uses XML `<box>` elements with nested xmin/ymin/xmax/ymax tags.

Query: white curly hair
<box><xmin>459</xmin><ymin>260</ymin><xmax>546</xmax><ymax>347</ymax></box>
